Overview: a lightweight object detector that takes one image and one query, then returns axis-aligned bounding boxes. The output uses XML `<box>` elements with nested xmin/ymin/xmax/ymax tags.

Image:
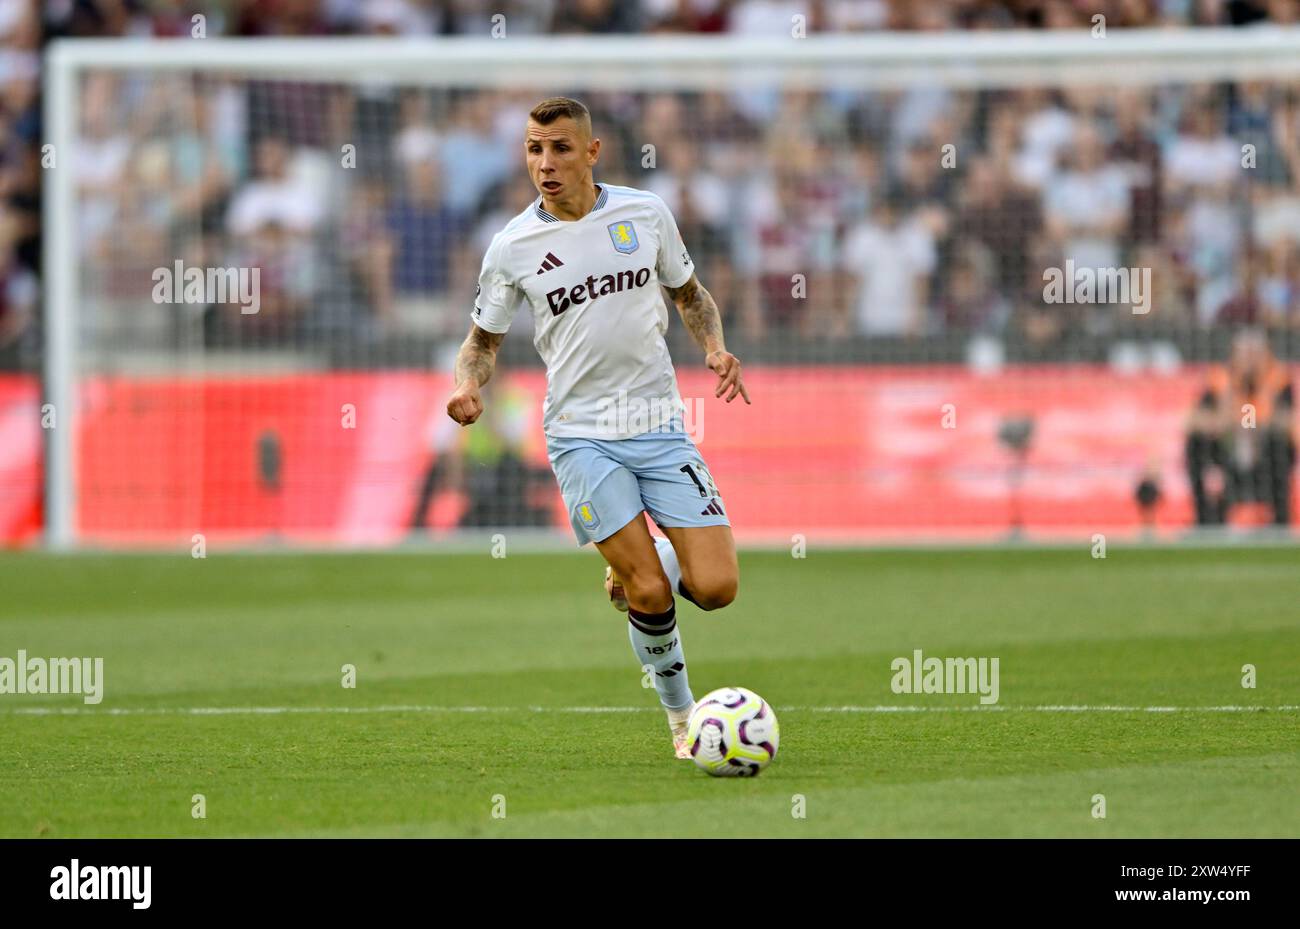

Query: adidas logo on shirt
<box><xmin>536</xmin><ymin>252</ymin><xmax>565</xmax><ymax>274</ymax></box>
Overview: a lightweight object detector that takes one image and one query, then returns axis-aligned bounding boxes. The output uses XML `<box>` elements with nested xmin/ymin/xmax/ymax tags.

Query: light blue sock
<box><xmin>627</xmin><ymin>601</ymin><xmax>693</xmax><ymax>711</ymax></box>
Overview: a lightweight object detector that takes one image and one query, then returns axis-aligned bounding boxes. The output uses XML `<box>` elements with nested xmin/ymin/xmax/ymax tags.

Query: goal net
<box><xmin>37</xmin><ymin>30</ymin><xmax>1300</xmax><ymax>549</ymax></box>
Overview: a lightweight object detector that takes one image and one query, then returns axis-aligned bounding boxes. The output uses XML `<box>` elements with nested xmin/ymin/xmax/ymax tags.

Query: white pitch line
<box><xmin>2</xmin><ymin>704</ymin><xmax>1298</xmax><ymax>716</ymax></box>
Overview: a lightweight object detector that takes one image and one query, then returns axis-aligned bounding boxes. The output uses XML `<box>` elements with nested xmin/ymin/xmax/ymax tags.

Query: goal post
<box><xmin>42</xmin><ymin>29</ymin><xmax>1300</xmax><ymax>549</ymax></box>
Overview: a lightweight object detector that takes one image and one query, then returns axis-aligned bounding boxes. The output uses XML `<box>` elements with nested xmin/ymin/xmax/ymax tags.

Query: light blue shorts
<box><xmin>546</xmin><ymin>426</ymin><xmax>730</xmax><ymax>546</ymax></box>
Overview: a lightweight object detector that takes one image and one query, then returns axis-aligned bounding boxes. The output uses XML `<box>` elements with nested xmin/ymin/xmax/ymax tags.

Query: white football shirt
<box><xmin>472</xmin><ymin>183</ymin><xmax>695</xmax><ymax>439</ymax></box>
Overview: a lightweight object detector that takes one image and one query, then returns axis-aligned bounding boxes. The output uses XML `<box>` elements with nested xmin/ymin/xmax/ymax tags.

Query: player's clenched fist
<box><xmin>446</xmin><ymin>382</ymin><xmax>484</xmax><ymax>426</ymax></box>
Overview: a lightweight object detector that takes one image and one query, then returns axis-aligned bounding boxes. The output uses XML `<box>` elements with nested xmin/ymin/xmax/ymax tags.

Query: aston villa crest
<box><xmin>607</xmin><ymin>221</ymin><xmax>639</xmax><ymax>254</ymax></box>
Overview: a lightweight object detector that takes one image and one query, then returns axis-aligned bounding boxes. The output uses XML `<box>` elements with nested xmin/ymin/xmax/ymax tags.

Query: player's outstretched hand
<box><xmin>446</xmin><ymin>382</ymin><xmax>484</xmax><ymax>426</ymax></box>
<box><xmin>707</xmin><ymin>350</ymin><xmax>751</xmax><ymax>404</ymax></box>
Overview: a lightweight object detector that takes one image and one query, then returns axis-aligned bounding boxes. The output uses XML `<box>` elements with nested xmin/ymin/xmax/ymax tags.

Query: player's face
<box><xmin>525</xmin><ymin>118</ymin><xmax>599</xmax><ymax>202</ymax></box>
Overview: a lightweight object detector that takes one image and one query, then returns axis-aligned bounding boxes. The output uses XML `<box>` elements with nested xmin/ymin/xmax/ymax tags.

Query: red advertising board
<box><xmin>0</xmin><ymin>366</ymin><xmax>1293</xmax><ymax>546</ymax></box>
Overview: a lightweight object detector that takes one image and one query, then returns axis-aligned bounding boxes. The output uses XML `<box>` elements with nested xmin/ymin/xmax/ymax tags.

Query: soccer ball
<box><xmin>686</xmin><ymin>687</ymin><xmax>779</xmax><ymax>777</ymax></box>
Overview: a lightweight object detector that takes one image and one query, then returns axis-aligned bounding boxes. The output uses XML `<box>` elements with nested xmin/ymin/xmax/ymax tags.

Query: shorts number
<box><xmin>680</xmin><ymin>463</ymin><xmax>717</xmax><ymax>498</ymax></box>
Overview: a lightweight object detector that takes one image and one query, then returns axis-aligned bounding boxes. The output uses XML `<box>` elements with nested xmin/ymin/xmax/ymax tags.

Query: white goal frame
<box><xmin>43</xmin><ymin>28</ymin><xmax>1300</xmax><ymax>548</ymax></box>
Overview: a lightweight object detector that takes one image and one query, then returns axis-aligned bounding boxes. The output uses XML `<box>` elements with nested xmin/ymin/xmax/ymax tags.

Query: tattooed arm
<box><xmin>665</xmin><ymin>273</ymin><xmax>751</xmax><ymax>404</ymax></box>
<box><xmin>446</xmin><ymin>324</ymin><xmax>505</xmax><ymax>426</ymax></box>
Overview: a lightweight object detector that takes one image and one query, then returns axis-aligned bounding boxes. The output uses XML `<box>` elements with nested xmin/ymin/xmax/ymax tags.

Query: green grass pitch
<box><xmin>1</xmin><ymin>545</ymin><xmax>1296</xmax><ymax>838</ymax></box>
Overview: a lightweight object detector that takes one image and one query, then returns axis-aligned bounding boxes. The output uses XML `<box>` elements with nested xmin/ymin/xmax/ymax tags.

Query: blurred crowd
<box><xmin>3</xmin><ymin>0</ymin><xmax>1300</xmax><ymax>366</ymax></box>
<box><xmin>0</xmin><ymin>1</ymin><xmax>39</xmax><ymax>367</ymax></box>
<box><xmin>63</xmin><ymin>77</ymin><xmax>1300</xmax><ymax>357</ymax></box>
<box><xmin>36</xmin><ymin>0</ymin><xmax>1300</xmax><ymax>37</ymax></box>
